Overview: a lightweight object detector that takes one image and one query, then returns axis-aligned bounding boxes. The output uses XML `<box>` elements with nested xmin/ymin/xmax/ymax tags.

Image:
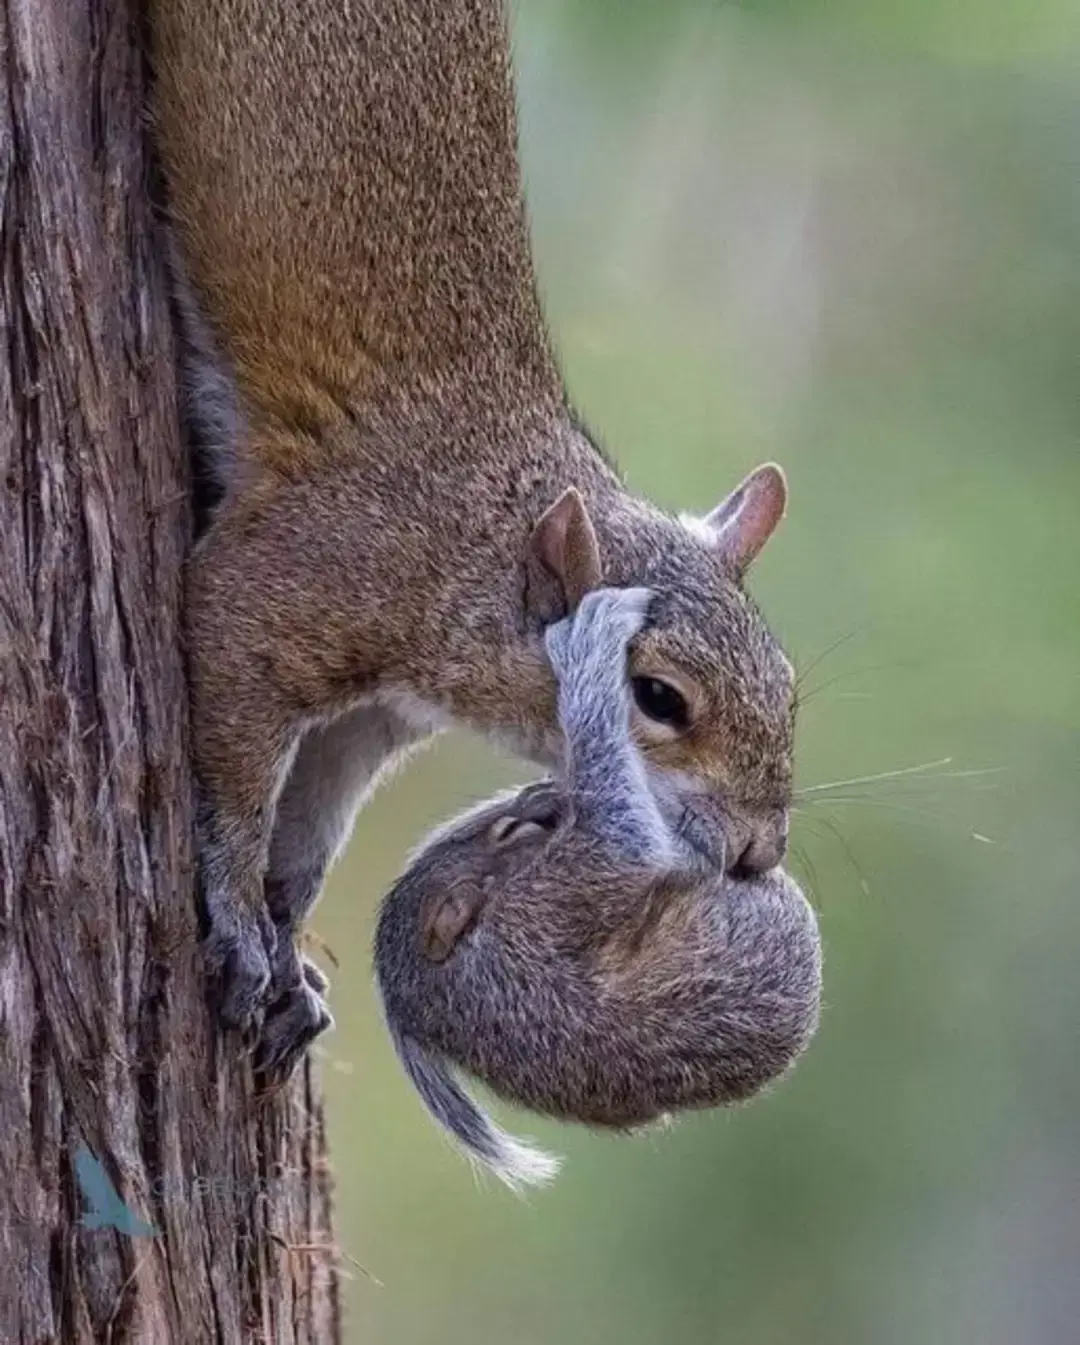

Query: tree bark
<box><xmin>0</xmin><ymin>2</ymin><xmax>340</xmax><ymax>1340</ymax></box>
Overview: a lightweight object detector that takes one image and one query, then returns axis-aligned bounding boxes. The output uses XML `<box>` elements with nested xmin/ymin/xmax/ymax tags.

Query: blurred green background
<box><xmin>316</xmin><ymin>2</ymin><xmax>1080</xmax><ymax>1341</ymax></box>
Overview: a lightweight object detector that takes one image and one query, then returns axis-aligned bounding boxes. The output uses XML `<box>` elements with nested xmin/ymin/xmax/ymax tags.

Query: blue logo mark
<box><xmin>74</xmin><ymin>1143</ymin><xmax>159</xmax><ymax>1238</ymax></box>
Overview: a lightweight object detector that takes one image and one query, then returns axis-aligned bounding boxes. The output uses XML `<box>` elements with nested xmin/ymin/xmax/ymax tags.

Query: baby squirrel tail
<box><xmin>386</xmin><ymin>1021</ymin><xmax>560</xmax><ymax>1191</ymax></box>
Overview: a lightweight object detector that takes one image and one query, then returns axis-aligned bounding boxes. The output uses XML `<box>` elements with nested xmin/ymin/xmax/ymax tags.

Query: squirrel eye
<box><xmin>489</xmin><ymin>816</ymin><xmax>556</xmax><ymax>847</ymax></box>
<box><xmin>632</xmin><ymin>676</ymin><xmax>690</xmax><ymax>729</ymax></box>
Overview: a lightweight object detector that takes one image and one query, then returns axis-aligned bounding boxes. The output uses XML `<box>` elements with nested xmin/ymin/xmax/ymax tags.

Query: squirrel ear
<box><xmin>700</xmin><ymin>463</ymin><xmax>788</xmax><ymax>572</ymax></box>
<box><xmin>421</xmin><ymin>889</ymin><xmax>485</xmax><ymax>963</ymax></box>
<box><xmin>525</xmin><ymin>487</ymin><xmax>602</xmax><ymax>621</ymax></box>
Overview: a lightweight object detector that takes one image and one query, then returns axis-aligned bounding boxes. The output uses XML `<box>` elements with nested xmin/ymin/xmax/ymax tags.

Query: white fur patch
<box><xmin>377</xmin><ymin>686</ymin><xmax>455</xmax><ymax>736</ymax></box>
<box><xmin>475</xmin><ymin>1128</ymin><xmax>562</xmax><ymax>1194</ymax></box>
<box><xmin>678</xmin><ymin>512</ymin><xmax>719</xmax><ymax>548</ymax></box>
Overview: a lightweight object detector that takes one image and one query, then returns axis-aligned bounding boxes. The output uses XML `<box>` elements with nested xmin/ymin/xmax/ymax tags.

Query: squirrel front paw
<box><xmin>203</xmin><ymin>889</ymin><xmax>276</xmax><ymax>1031</ymax></box>
<box><xmin>254</xmin><ymin>937</ymin><xmax>333</xmax><ymax>1078</ymax></box>
<box><xmin>255</xmin><ymin>974</ymin><xmax>334</xmax><ymax>1079</ymax></box>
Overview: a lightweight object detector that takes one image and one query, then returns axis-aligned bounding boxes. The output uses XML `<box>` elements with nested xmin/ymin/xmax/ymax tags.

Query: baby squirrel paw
<box><xmin>255</xmin><ymin>977</ymin><xmax>334</xmax><ymax>1079</ymax></box>
<box><xmin>202</xmin><ymin>892</ymin><xmax>276</xmax><ymax>1032</ymax></box>
<box><xmin>545</xmin><ymin>586</ymin><xmax>652</xmax><ymax>682</ymax></box>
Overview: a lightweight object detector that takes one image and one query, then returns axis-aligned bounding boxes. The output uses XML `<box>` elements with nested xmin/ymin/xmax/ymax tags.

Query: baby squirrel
<box><xmin>151</xmin><ymin>0</ymin><xmax>796</xmax><ymax>1068</ymax></box>
<box><xmin>375</xmin><ymin>589</ymin><xmax>822</xmax><ymax>1188</ymax></box>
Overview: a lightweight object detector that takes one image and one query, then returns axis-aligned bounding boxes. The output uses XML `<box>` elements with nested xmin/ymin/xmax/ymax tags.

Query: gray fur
<box><xmin>546</xmin><ymin>588</ymin><xmax>681</xmax><ymax>872</ymax></box>
<box><xmin>163</xmin><ymin>228</ymin><xmax>245</xmax><ymax>516</ymax></box>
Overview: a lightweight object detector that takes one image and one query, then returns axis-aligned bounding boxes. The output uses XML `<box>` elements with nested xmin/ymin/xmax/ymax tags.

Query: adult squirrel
<box><xmin>151</xmin><ymin>0</ymin><xmax>796</xmax><ymax>1061</ymax></box>
<box><xmin>376</xmin><ymin>589</ymin><xmax>821</xmax><ymax>1187</ymax></box>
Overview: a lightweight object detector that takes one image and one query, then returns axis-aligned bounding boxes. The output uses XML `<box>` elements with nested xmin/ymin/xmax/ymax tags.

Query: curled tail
<box><xmin>387</xmin><ymin>1023</ymin><xmax>560</xmax><ymax>1191</ymax></box>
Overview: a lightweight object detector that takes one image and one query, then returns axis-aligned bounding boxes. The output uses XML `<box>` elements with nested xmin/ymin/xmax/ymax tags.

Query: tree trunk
<box><xmin>0</xmin><ymin>2</ymin><xmax>340</xmax><ymax>1340</ymax></box>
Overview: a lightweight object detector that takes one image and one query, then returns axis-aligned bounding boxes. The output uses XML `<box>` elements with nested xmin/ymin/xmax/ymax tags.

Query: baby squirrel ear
<box><xmin>525</xmin><ymin>487</ymin><xmax>603</xmax><ymax>621</ymax></box>
<box><xmin>700</xmin><ymin>463</ymin><xmax>788</xmax><ymax>573</ymax></box>
<box><xmin>421</xmin><ymin>889</ymin><xmax>486</xmax><ymax>963</ymax></box>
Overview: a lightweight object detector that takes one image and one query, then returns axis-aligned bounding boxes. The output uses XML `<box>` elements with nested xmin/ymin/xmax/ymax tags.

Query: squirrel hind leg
<box><xmin>387</xmin><ymin>1025</ymin><xmax>560</xmax><ymax>1193</ymax></box>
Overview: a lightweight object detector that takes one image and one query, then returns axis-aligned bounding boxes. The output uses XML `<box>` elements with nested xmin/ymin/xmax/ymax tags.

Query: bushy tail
<box><xmin>387</xmin><ymin>1023</ymin><xmax>560</xmax><ymax>1191</ymax></box>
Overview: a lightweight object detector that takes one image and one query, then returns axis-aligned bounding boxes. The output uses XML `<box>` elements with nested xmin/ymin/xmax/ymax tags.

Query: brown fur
<box><xmin>150</xmin><ymin>0</ymin><xmax>798</xmax><ymax>1039</ymax></box>
<box><xmin>153</xmin><ymin>0</ymin><xmax>557</xmax><ymax>458</ymax></box>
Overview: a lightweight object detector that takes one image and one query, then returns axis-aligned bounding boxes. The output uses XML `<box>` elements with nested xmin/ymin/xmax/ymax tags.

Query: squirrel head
<box><xmin>375</xmin><ymin>780</ymin><xmax>822</xmax><ymax>1136</ymax></box>
<box><xmin>524</xmin><ymin>465</ymin><xmax>795</xmax><ymax>875</ymax></box>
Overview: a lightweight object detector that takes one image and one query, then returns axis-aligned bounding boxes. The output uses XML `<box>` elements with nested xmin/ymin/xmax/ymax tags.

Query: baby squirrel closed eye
<box><xmin>375</xmin><ymin>590</ymin><xmax>822</xmax><ymax>1189</ymax></box>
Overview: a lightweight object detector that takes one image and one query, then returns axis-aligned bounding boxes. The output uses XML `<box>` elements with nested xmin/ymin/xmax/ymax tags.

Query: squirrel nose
<box><xmin>728</xmin><ymin>814</ymin><xmax>789</xmax><ymax>877</ymax></box>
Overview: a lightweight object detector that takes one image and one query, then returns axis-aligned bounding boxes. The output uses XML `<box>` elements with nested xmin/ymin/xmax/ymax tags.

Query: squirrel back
<box><xmin>154</xmin><ymin>0</ymin><xmax>559</xmax><ymax>470</ymax></box>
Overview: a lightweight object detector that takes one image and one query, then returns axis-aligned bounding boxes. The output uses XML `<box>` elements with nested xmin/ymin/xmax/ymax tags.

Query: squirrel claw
<box><xmin>300</xmin><ymin>954</ymin><xmax>330</xmax><ymax>995</ymax></box>
<box><xmin>255</xmin><ymin>980</ymin><xmax>334</xmax><ymax>1079</ymax></box>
